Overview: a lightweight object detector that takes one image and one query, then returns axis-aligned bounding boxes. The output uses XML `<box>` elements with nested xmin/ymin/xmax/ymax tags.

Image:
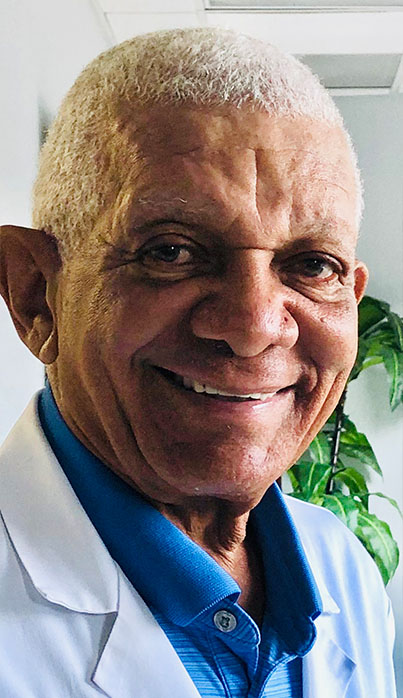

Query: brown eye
<box><xmin>145</xmin><ymin>244</ymin><xmax>192</xmax><ymax>264</ymax></box>
<box><xmin>299</xmin><ymin>257</ymin><xmax>335</xmax><ymax>279</ymax></box>
<box><xmin>286</xmin><ymin>254</ymin><xmax>340</xmax><ymax>281</ymax></box>
<box><xmin>133</xmin><ymin>234</ymin><xmax>212</xmax><ymax>279</ymax></box>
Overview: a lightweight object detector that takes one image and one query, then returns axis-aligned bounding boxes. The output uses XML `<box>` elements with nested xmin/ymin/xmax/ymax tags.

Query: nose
<box><xmin>190</xmin><ymin>250</ymin><xmax>299</xmax><ymax>358</ymax></box>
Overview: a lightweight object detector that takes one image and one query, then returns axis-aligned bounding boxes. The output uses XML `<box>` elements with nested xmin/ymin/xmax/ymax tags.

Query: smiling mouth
<box><xmin>153</xmin><ymin>366</ymin><xmax>288</xmax><ymax>402</ymax></box>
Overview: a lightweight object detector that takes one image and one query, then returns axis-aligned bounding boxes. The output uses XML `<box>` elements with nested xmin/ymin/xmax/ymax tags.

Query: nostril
<box><xmin>212</xmin><ymin>340</ymin><xmax>234</xmax><ymax>358</ymax></box>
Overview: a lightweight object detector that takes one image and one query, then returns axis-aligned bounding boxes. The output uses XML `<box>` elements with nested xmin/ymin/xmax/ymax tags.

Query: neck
<box><xmin>157</xmin><ymin>499</ymin><xmax>266</xmax><ymax>626</ymax></box>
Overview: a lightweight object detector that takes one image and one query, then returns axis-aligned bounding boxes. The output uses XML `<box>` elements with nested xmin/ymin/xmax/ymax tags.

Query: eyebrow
<box><xmin>120</xmin><ymin>200</ymin><xmax>216</xmax><ymax>237</ymax></box>
<box><xmin>274</xmin><ymin>232</ymin><xmax>353</xmax><ymax>257</ymax></box>
<box><xmin>116</xmin><ymin>196</ymin><xmax>356</xmax><ymax>250</ymax></box>
<box><xmin>134</xmin><ymin>197</ymin><xmax>212</xmax><ymax>217</ymax></box>
<box><xmin>131</xmin><ymin>218</ymin><xmax>208</xmax><ymax>236</ymax></box>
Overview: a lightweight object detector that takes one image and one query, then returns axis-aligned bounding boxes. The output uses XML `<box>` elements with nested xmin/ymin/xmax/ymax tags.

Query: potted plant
<box><xmin>288</xmin><ymin>295</ymin><xmax>403</xmax><ymax>585</ymax></box>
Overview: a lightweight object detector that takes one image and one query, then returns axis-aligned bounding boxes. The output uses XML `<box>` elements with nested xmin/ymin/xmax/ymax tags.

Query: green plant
<box><xmin>288</xmin><ymin>295</ymin><xmax>403</xmax><ymax>585</ymax></box>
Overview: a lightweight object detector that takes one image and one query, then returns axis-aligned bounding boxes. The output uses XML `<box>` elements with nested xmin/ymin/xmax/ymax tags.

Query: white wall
<box><xmin>335</xmin><ymin>94</ymin><xmax>403</xmax><ymax>695</ymax></box>
<box><xmin>0</xmin><ymin>0</ymin><xmax>112</xmax><ymax>438</ymax></box>
<box><xmin>0</xmin><ymin>3</ymin><xmax>402</xmax><ymax>692</ymax></box>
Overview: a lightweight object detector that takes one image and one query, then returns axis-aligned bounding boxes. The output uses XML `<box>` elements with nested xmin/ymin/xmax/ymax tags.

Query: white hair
<box><xmin>32</xmin><ymin>27</ymin><xmax>362</xmax><ymax>255</ymax></box>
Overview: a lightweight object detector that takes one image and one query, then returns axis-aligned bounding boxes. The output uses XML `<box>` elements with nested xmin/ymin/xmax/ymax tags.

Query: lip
<box><xmin>179</xmin><ymin>386</ymin><xmax>294</xmax><ymax>414</ymax></box>
<box><xmin>150</xmin><ymin>364</ymin><xmax>291</xmax><ymax>396</ymax></box>
<box><xmin>149</xmin><ymin>364</ymin><xmax>295</xmax><ymax>412</ymax></box>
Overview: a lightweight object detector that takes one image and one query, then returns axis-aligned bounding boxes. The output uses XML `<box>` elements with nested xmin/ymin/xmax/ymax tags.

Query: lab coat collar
<box><xmin>308</xmin><ymin>563</ymin><xmax>340</xmax><ymax>617</ymax></box>
<box><xmin>285</xmin><ymin>497</ymin><xmax>357</xmax><ymax>696</ymax></box>
<box><xmin>303</xmin><ymin>615</ymin><xmax>356</xmax><ymax>698</ymax></box>
<box><xmin>305</xmin><ymin>567</ymin><xmax>357</xmax><ymax>695</ymax></box>
<box><xmin>284</xmin><ymin>495</ymin><xmax>341</xmax><ymax>618</ymax></box>
<box><xmin>0</xmin><ymin>394</ymin><xmax>118</xmax><ymax>614</ymax></box>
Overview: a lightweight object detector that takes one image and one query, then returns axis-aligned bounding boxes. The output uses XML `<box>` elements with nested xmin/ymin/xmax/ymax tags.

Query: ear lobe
<box><xmin>354</xmin><ymin>260</ymin><xmax>369</xmax><ymax>304</ymax></box>
<box><xmin>0</xmin><ymin>225</ymin><xmax>62</xmax><ymax>364</ymax></box>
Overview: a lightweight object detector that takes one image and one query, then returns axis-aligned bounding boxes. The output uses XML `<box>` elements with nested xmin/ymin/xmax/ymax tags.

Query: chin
<box><xmin>142</xmin><ymin>438</ymin><xmax>286</xmax><ymax>508</ymax></box>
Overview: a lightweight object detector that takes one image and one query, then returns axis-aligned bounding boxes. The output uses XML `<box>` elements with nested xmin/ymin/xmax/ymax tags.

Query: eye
<box><xmin>142</xmin><ymin>244</ymin><xmax>194</xmax><ymax>265</ymax></box>
<box><xmin>133</xmin><ymin>234</ymin><xmax>211</xmax><ymax>278</ymax></box>
<box><xmin>286</xmin><ymin>254</ymin><xmax>341</xmax><ymax>281</ymax></box>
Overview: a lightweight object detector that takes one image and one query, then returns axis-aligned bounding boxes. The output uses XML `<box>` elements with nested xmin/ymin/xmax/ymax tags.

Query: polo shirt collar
<box><xmin>252</xmin><ymin>488</ymin><xmax>322</xmax><ymax>654</ymax></box>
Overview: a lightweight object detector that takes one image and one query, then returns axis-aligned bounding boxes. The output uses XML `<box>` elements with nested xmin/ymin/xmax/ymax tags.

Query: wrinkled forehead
<box><xmin>106</xmin><ymin>105</ymin><xmax>357</xmax><ymax>236</ymax></box>
<box><xmin>114</xmin><ymin>104</ymin><xmax>356</xmax><ymax>202</ymax></box>
<box><xmin>130</xmin><ymin>104</ymin><xmax>348</xmax><ymax>160</ymax></box>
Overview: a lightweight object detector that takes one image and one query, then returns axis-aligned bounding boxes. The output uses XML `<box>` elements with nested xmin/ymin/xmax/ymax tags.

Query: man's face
<box><xmin>50</xmin><ymin>105</ymin><xmax>367</xmax><ymax>510</ymax></box>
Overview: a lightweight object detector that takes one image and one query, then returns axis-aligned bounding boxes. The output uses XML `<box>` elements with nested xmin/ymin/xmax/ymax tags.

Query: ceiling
<box><xmin>95</xmin><ymin>0</ymin><xmax>403</xmax><ymax>93</ymax></box>
<box><xmin>206</xmin><ymin>0</ymin><xmax>403</xmax><ymax>7</ymax></box>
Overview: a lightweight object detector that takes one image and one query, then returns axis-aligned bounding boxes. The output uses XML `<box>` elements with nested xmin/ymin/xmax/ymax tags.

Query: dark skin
<box><xmin>0</xmin><ymin>106</ymin><xmax>368</xmax><ymax>624</ymax></box>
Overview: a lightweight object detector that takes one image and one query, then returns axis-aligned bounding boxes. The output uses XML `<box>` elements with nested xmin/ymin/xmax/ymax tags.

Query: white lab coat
<box><xmin>0</xmin><ymin>396</ymin><xmax>396</xmax><ymax>698</ymax></box>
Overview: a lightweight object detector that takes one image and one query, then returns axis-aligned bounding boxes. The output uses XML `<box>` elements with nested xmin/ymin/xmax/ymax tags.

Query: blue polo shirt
<box><xmin>38</xmin><ymin>384</ymin><xmax>322</xmax><ymax>697</ymax></box>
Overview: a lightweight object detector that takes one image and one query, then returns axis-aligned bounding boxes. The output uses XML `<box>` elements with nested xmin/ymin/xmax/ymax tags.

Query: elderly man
<box><xmin>0</xmin><ymin>27</ymin><xmax>396</xmax><ymax>698</ymax></box>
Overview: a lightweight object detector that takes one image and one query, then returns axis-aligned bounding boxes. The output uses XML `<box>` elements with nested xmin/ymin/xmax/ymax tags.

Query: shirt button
<box><xmin>213</xmin><ymin>610</ymin><xmax>237</xmax><ymax>633</ymax></box>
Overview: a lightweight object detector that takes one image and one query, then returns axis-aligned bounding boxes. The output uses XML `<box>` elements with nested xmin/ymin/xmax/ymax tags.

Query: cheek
<box><xmin>299</xmin><ymin>300</ymin><xmax>358</xmax><ymax>374</ymax></box>
<box><xmin>102</xmin><ymin>280</ymin><xmax>201</xmax><ymax>357</ymax></box>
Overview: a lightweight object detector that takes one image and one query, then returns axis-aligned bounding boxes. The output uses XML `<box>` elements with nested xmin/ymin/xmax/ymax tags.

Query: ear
<box><xmin>354</xmin><ymin>260</ymin><xmax>369</xmax><ymax>304</ymax></box>
<box><xmin>0</xmin><ymin>225</ymin><xmax>62</xmax><ymax>364</ymax></box>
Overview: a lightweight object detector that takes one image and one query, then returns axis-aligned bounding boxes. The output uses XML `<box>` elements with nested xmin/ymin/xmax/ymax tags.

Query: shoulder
<box><xmin>286</xmin><ymin>498</ymin><xmax>397</xmax><ymax>696</ymax></box>
<box><xmin>284</xmin><ymin>494</ymin><xmax>387</xmax><ymax>596</ymax></box>
<box><xmin>285</xmin><ymin>493</ymin><xmax>369</xmax><ymax>555</ymax></box>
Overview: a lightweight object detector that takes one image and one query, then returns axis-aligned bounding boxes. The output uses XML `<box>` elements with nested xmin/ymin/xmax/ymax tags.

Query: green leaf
<box><xmin>333</xmin><ymin>468</ymin><xmax>369</xmax><ymax>507</ymax></box>
<box><xmin>338</xmin><ymin>420</ymin><xmax>382</xmax><ymax>474</ymax></box>
<box><xmin>355</xmin><ymin>509</ymin><xmax>400</xmax><ymax>585</ymax></box>
<box><xmin>361</xmin><ymin>356</ymin><xmax>383</xmax><ymax>371</ymax></box>
<box><xmin>338</xmin><ymin>441</ymin><xmax>382</xmax><ymax>474</ymax></box>
<box><xmin>368</xmin><ymin>329</ymin><xmax>400</xmax><ymax>347</ymax></box>
<box><xmin>380</xmin><ymin>346</ymin><xmax>403</xmax><ymax>410</ymax></box>
<box><xmin>320</xmin><ymin>493</ymin><xmax>360</xmax><ymax>529</ymax></box>
<box><xmin>368</xmin><ymin>492</ymin><xmax>403</xmax><ymax>518</ymax></box>
<box><xmin>308</xmin><ymin>432</ymin><xmax>332</xmax><ymax>465</ymax></box>
<box><xmin>350</xmin><ymin>339</ymin><xmax>371</xmax><ymax>380</ymax></box>
<box><xmin>342</xmin><ymin>416</ymin><xmax>358</xmax><ymax>432</ymax></box>
<box><xmin>289</xmin><ymin>461</ymin><xmax>332</xmax><ymax>500</ymax></box>
<box><xmin>387</xmin><ymin>311</ymin><xmax>403</xmax><ymax>352</ymax></box>
<box><xmin>287</xmin><ymin>468</ymin><xmax>300</xmax><ymax>492</ymax></box>
<box><xmin>358</xmin><ymin>296</ymin><xmax>390</xmax><ymax>336</ymax></box>
<box><xmin>364</xmin><ymin>332</ymin><xmax>392</xmax><ymax>357</ymax></box>
<box><xmin>313</xmin><ymin>492</ymin><xmax>399</xmax><ymax>584</ymax></box>
<box><xmin>365</xmin><ymin>329</ymin><xmax>403</xmax><ymax>361</ymax></box>
<box><xmin>335</xmin><ymin>456</ymin><xmax>346</xmax><ymax>470</ymax></box>
<box><xmin>351</xmin><ymin>328</ymin><xmax>400</xmax><ymax>380</ymax></box>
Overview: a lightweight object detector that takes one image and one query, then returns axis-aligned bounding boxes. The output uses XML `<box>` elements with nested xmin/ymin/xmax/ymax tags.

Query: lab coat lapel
<box><xmin>0</xmin><ymin>395</ymin><xmax>118</xmax><ymax>614</ymax></box>
<box><xmin>302</xmin><ymin>612</ymin><xmax>356</xmax><ymax>698</ymax></box>
<box><xmin>92</xmin><ymin>573</ymin><xmax>202</xmax><ymax>698</ymax></box>
<box><xmin>285</xmin><ymin>496</ymin><xmax>357</xmax><ymax>698</ymax></box>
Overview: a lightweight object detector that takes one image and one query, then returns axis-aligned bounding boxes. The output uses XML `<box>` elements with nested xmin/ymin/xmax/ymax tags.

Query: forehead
<box><xmin>109</xmin><ymin>104</ymin><xmax>358</xmax><ymax>246</ymax></box>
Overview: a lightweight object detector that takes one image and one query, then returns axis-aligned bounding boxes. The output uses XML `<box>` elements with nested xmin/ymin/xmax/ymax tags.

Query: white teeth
<box><xmin>181</xmin><ymin>376</ymin><xmax>277</xmax><ymax>400</ymax></box>
<box><xmin>193</xmin><ymin>381</ymin><xmax>204</xmax><ymax>393</ymax></box>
